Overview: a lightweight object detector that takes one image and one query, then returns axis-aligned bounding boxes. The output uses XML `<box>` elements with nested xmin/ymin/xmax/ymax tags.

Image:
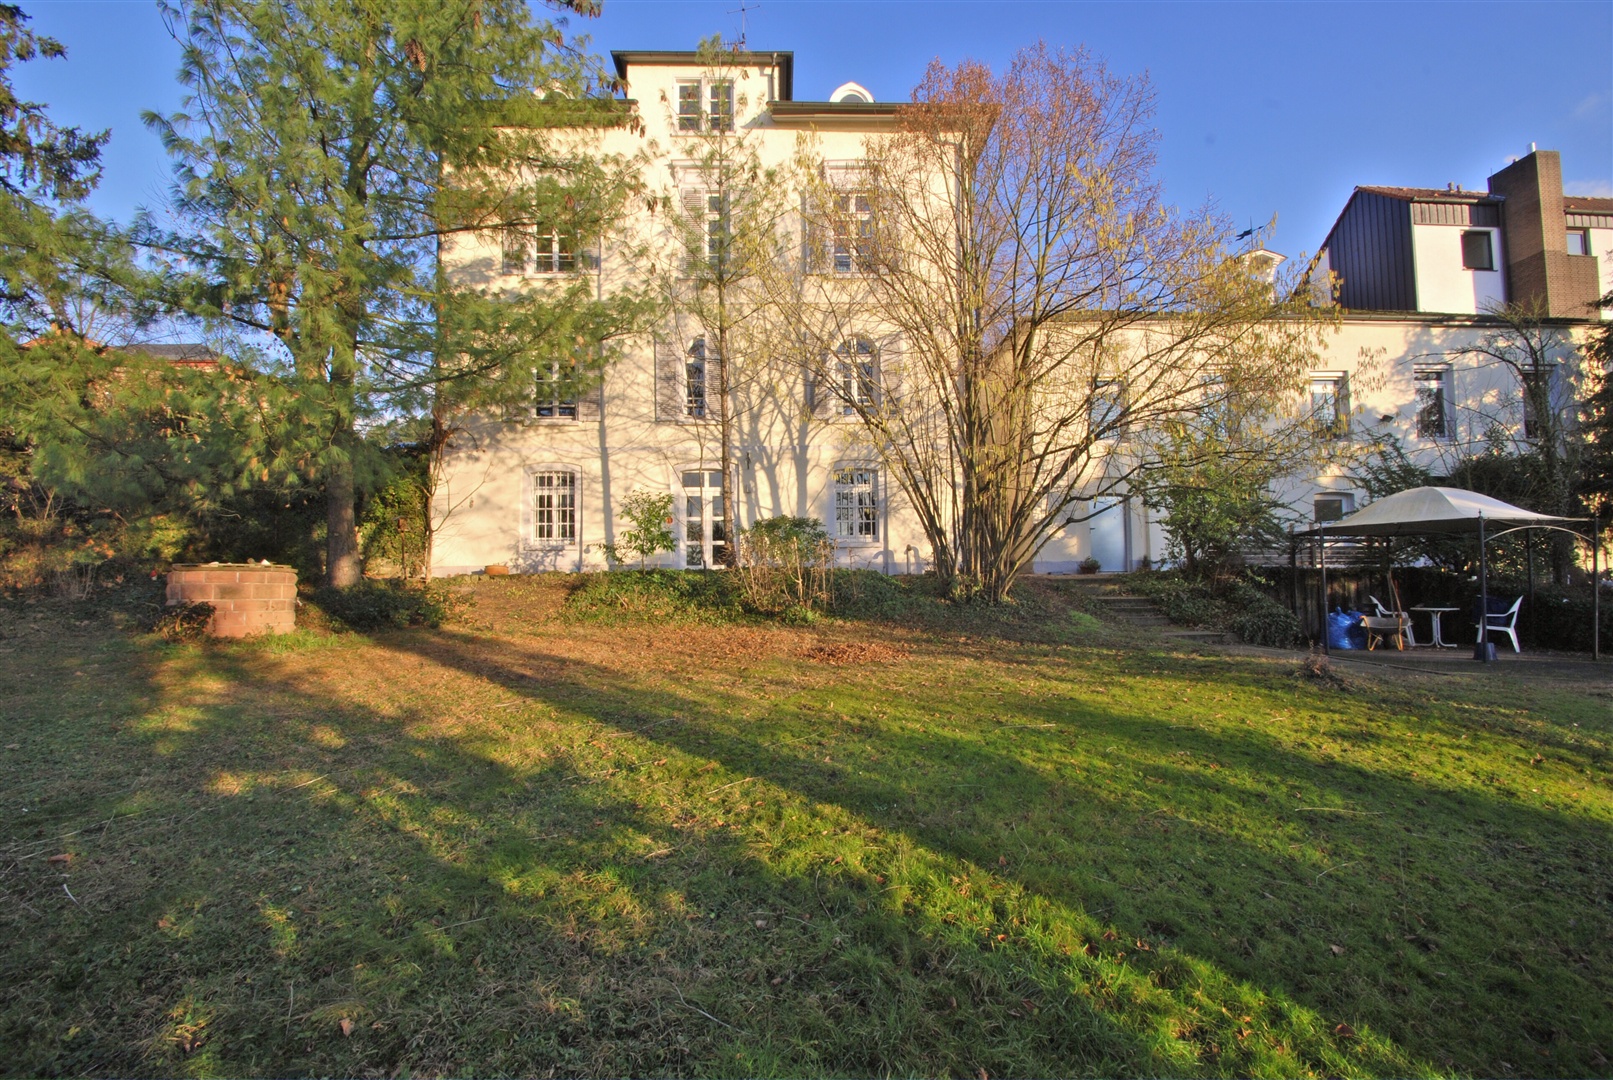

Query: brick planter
<box><xmin>167</xmin><ymin>563</ymin><xmax>297</xmax><ymax>638</ymax></box>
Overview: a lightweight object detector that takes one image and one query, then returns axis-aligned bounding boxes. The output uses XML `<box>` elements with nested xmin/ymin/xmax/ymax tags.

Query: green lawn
<box><xmin>1</xmin><ymin>577</ymin><xmax>1609</xmax><ymax>1077</ymax></box>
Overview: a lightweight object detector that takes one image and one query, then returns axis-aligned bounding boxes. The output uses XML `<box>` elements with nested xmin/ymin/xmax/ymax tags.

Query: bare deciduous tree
<box><xmin>785</xmin><ymin>43</ymin><xmax>1331</xmax><ymax>601</ymax></box>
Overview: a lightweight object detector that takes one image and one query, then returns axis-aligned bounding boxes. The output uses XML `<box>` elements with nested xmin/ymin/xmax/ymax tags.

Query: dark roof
<box><xmin>1355</xmin><ymin>185</ymin><xmax>1501</xmax><ymax>205</ymax></box>
<box><xmin>1564</xmin><ymin>195</ymin><xmax>1613</xmax><ymax>213</ymax></box>
<box><xmin>611</xmin><ymin>50</ymin><xmax>794</xmax><ymax>101</ymax></box>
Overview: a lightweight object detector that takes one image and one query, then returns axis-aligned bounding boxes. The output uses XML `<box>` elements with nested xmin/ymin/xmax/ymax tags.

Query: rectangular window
<box><xmin>1461</xmin><ymin>229</ymin><xmax>1495</xmax><ymax>271</ymax></box>
<box><xmin>533</xmin><ymin>472</ymin><xmax>577</xmax><ymax>543</ymax></box>
<box><xmin>1415</xmin><ymin>367</ymin><xmax>1448</xmax><ymax>439</ymax></box>
<box><xmin>834</xmin><ymin>468</ymin><xmax>879</xmax><ymax>541</ymax></box>
<box><xmin>502</xmin><ymin>227</ymin><xmax>574</xmax><ymax>275</ymax></box>
<box><xmin>535</xmin><ymin>361</ymin><xmax>579</xmax><ymax>419</ymax></box>
<box><xmin>705</xmin><ymin>193</ymin><xmax>729</xmax><ymax>272</ymax></box>
<box><xmin>1310</xmin><ymin>375</ymin><xmax>1349</xmax><ymax>438</ymax></box>
<box><xmin>708</xmin><ymin>81</ymin><xmax>734</xmax><ymax>132</ymax></box>
<box><xmin>1091</xmin><ymin>379</ymin><xmax>1128</xmax><ymax>437</ymax></box>
<box><xmin>832</xmin><ymin>192</ymin><xmax>876</xmax><ymax>273</ymax></box>
<box><xmin>685</xmin><ymin>340</ymin><xmax>712</xmax><ymax>419</ymax></box>
<box><xmin>677</xmin><ymin>82</ymin><xmax>702</xmax><ymax>131</ymax></box>
<box><xmin>531</xmin><ymin>230</ymin><xmax>575</xmax><ymax>274</ymax></box>
<box><xmin>677</xmin><ymin>79</ymin><xmax>733</xmax><ymax>132</ymax></box>
<box><xmin>1314</xmin><ymin>493</ymin><xmax>1354</xmax><ymax>523</ymax></box>
<box><xmin>1566</xmin><ymin>228</ymin><xmax>1590</xmax><ymax>256</ymax></box>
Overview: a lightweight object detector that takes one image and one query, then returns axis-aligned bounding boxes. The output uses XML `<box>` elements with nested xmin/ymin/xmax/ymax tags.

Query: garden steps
<box><xmin>1061</xmin><ymin>584</ymin><xmax>1233</xmax><ymax>645</ymax></box>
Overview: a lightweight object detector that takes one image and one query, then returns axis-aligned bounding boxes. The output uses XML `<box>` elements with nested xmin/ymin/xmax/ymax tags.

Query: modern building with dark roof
<box><xmin>1314</xmin><ymin>149</ymin><xmax>1611</xmax><ymax>320</ymax></box>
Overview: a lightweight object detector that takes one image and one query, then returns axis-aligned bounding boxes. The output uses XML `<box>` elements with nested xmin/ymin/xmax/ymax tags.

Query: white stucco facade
<box><xmin>1410</xmin><ymin>222</ymin><xmax>1507</xmax><ymax>315</ymax></box>
<box><xmin>432</xmin><ymin>57</ymin><xmax>1596</xmax><ymax>579</ymax></box>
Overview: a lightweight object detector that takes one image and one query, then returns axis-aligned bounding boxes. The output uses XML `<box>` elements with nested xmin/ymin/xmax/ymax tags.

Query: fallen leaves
<box><xmin>801</xmin><ymin>642</ymin><xmax>910</xmax><ymax>666</ymax></box>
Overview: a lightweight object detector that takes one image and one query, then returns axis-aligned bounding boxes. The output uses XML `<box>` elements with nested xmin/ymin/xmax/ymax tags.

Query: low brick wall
<box><xmin>167</xmin><ymin>563</ymin><xmax>297</xmax><ymax>638</ymax></box>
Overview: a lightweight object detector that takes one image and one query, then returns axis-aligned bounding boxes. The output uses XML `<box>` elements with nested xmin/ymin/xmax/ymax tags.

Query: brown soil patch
<box><xmin>801</xmin><ymin>641</ymin><xmax>911</xmax><ymax>666</ymax></box>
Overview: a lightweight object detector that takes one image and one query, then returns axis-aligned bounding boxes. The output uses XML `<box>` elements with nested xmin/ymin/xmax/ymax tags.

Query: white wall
<box><xmin>1411</xmin><ymin>223</ymin><xmax>1507</xmax><ymax>314</ymax></box>
<box><xmin>1591</xmin><ymin>227</ymin><xmax>1613</xmax><ymax>320</ymax></box>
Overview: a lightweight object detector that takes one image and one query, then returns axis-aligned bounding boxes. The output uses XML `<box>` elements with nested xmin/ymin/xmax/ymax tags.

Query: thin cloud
<box><xmin>1566</xmin><ymin>178</ymin><xmax>1613</xmax><ymax>198</ymax></box>
<box><xmin>1572</xmin><ymin>92</ymin><xmax>1608</xmax><ymax>120</ymax></box>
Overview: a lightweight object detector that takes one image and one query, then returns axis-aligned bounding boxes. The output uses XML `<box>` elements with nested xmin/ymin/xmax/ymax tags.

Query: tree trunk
<box><xmin>326</xmin><ymin>453</ymin><xmax>361</xmax><ymax>587</ymax></box>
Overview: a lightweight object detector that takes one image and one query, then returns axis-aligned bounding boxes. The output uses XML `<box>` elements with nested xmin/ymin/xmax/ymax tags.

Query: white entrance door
<box><xmin>679</xmin><ymin>469</ymin><xmax>729</xmax><ymax>569</ymax></box>
<box><xmin>1088</xmin><ymin>497</ymin><xmax>1130</xmax><ymax>573</ymax></box>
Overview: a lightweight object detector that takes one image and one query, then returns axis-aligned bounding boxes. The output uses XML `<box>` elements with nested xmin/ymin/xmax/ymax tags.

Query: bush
<box><xmin>310</xmin><ymin>580</ymin><xmax>461</xmax><ymax>631</ymax></box>
<box><xmin>1223</xmin><ymin>581</ymin><xmax>1302</xmax><ymax>647</ymax></box>
<box><xmin>561</xmin><ymin>570</ymin><xmax>743</xmax><ymax>625</ymax></box>
<box><xmin>736</xmin><ymin>516</ymin><xmax>832</xmax><ymax>615</ymax></box>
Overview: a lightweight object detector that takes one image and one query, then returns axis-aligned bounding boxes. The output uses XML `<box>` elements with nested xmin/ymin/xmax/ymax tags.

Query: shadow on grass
<box><xmin>3</xmin><ymin>618</ymin><xmax>1607</xmax><ymax>1077</ymax></box>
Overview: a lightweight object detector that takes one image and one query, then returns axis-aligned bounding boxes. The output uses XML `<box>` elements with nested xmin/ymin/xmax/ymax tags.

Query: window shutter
<box><xmin>577</xmin><ymin>368</ymin><xmax>603</xmax><ymax>421</ymax></box>
<box><xmin>681</xmin><ymin>187</ymin><xmax>706</xmax><ymax>274</ymax></box>
<box><xmin>800</xmin><ymin>192</ymin><xmax>825</xmax><ymax>275</ymax></box>
<box><xmin>654</xmin><ymin>339</ymin><xmax>684</xmax><ymax>422</ymax></box>
<box><xmin>810</xmin><ymin>356</ymin><xmax>833</xmax><ymax>418</ymax></box>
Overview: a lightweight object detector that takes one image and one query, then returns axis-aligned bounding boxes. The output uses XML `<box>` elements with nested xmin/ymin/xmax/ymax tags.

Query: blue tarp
<box><xmin>1327</xmin><ymin>608</ymin><xmax>1367</xmax><ymax>650</ymax></box>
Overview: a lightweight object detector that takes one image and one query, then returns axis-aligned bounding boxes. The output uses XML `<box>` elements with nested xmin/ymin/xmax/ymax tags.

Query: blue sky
<box><xmin>11</xmin><ymin>0</ymin><xmax>1612</xmax><ymax>260</ymax></box>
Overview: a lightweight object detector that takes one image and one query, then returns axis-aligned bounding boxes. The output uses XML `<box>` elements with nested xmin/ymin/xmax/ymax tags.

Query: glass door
<box><xmin>680</xmin><ymin>469</ymin><xmax>729</xmax><ymax>569</ymax></box>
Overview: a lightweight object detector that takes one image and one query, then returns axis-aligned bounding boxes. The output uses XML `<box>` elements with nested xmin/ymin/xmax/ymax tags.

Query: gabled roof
<box><xmin>1564</xmin><ymin>195</ymin><xmax>1613</xmax><ymax>213</ymax></box>
<box><xmin>1355</xmin><ymin>185</ymin><xmax>1501</xmax><ymax>205</ymax></box>
<box><xmin>611</xmin><ymin>50</ymin><xmax>794</xmax><ymax>101</ymax></box>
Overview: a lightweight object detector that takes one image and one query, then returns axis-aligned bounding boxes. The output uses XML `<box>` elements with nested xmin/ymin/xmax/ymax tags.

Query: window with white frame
<box><xmin>685</xmin><ymin>337</ymin><xmax>711</xmax><ymax>419</ymax></box>
<box><xmin>502</xmin><ymin>226</ymin><xmax>575</xmax><ymax>276</ymax></box>
<box><xmin>835</xmin><ymin>338</ymin><xmax>877</xmax><ymax>414</ymax></box>
<box><xmin>1414</xmin><ymin>367</ymin><xmax>1449</xmax><ymax>439</ymax></box>
<box><xmin>676</xmin><ymin>79</ymin><xmax>734</xmax><ymax>132</ymax></box>
<box><xmin>533</xmin><ymin>471</ymin><xmax>578</xmax><ymax>544</ymax></box>
<box><xmin>833</xmin><ymin>467</ymin><xmax>879</xmax><ymax>541</ymax></box>
<box><xmin>704</xmin><ymin>192</ymin><xmax>730</xmax><ymax>272</ymax></box>
<box><xmin>1310</xmin><ymin>374</ymin><xmax>1349</xmax><ymax>438</ymax></box>
<box><xmin>535</xmin><ymin>360</ymin><xmax>579</xmax><ymax>419</ymax></box>
<box><xmin>832</xmin><ymin>191</ymin><xmax>876</xmax><ymax>273</ymax></box>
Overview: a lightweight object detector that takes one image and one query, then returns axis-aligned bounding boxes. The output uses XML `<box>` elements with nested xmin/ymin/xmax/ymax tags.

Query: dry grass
<box><xmin>0</xmin><ymin>574</ymin><xmax>1609</xmax><ymax>1077</ymax></box>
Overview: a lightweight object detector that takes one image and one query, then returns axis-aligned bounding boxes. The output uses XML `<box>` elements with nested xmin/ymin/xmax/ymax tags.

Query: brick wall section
<box><xmin>167</xmin><ymin>564</ymin><xmax>297</xmax><ymax>638</ymax></box>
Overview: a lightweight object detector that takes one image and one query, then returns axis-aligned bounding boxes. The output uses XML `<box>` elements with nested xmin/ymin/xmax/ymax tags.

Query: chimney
<box><xmin>1486</xmin><ymin>149</ymin><xmax>1598</xmax><ymax>318</ymax></box>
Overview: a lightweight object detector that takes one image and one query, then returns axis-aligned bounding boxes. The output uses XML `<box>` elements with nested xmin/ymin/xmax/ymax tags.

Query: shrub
<box><xmin>561</xmin><ymin>569</ymin><xmax>743</xmax><ymax>625</ymax></box>
<box><xmin>736</xmin><ymin>516</ymin><xmax>832</xmax><ymax>614</ymax></box>
<box><xmin>1223</xmin><ymin>581</ymin><xmax>1302</xmax><ymax>647</ymax></box>
<box><xmin>604</xmin><ymin>489</ymin><xmax>677</xmax><ymax>569</ymax></box>
<box><xmin>310</xmin><ymin>580</ymin><xmax>461</xmax><ymax>630</ymax></box>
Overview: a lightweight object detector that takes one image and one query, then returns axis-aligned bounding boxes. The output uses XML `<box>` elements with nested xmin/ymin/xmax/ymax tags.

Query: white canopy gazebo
<box><xmin>1300</xmin><ymin>486</ymin><xmax>1598</xmax><ymax>662</ymax></box>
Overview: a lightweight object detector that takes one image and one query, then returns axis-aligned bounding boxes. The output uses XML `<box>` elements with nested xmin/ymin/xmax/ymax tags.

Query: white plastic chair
<box><xmin>1474</xmin><ymin>596</ymin><xmax>1523</xmax><ymax>653</ymax></box>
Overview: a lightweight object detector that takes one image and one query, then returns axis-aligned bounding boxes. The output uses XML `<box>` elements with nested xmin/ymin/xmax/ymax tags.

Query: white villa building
<box><xmin>430</xmin><ymin>48</ymin><xmax>1610</xmax><ymax>578</ymax></box>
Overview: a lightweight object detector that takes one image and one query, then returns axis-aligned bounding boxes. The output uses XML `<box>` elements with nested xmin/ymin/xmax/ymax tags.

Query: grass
<box><xmin>1</xmin><ymin>574</ymin><xmax>1609</xmax><ymax>1077</ymax></box>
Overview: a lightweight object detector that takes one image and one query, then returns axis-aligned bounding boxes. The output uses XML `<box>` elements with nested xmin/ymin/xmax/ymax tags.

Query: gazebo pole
<box><xmin>1319</xmin><ymin>531</ymin><xmax>1329</xmax><ymax>656</ymax></box>
<box><xmin>1475</xmin><ymin>512</ymin><xmax>1492</xmax><ymax>663</ymax></box>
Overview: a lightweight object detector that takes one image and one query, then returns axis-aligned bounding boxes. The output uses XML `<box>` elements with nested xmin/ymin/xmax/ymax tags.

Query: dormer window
<box><xmin>677</xmin><ymin>78</ymin><xmax>735</xmax><ymax>132</ymax></box>
<box><xmin>829</xmin><ymin>81</ymin><xmax>873</xmax><ymax>104</ymax></box>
